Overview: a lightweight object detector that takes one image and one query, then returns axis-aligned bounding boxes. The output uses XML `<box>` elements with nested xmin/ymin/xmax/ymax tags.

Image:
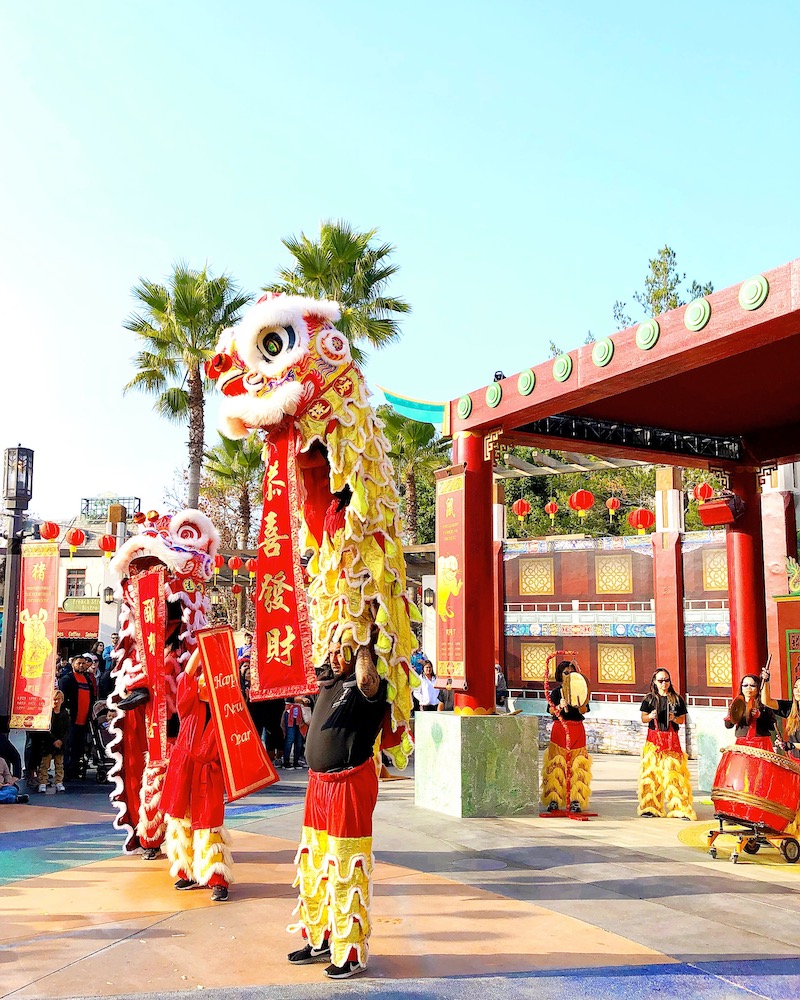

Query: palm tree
<box><xmin>263</xmin><ymin>219</ymin><xmax>410</xmax><ymax>365</ymax></box>
<box><xmin>203</xmin><ymin>433</ymin><xmax>264</xmax><ymax>548</ymax></box>
<box><xmin>380</xmin><ymin>408</ymin><xmax>450</xmax><ymax>544</ymax></box>
<box><xmin>124</xmin><ymin>263</ymin><xmax>252</xmax><ymax>508</ymax></box>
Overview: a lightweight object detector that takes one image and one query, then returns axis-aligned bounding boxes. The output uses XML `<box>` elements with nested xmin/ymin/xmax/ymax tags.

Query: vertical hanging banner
<box><xmin>196</xmin><ymin>624</ymin><xmax>279</xmax><ymax>800</ymax></box>
<box><xmin>130</xmin><ymin>566</ymin><xmax>168</xmax><ymax>762</ymax></box>
<box><xmin>435</xmin><ymin>466</ymin><xmax>467</xmax><ymax>690</ymax></box>
<box><xmin>251</xmin><ymin>427</ymin><xmax>317</xmax><ymax>700</ymax></box>
<box><xmin>10</xmin><ymin>541</ymin><xmax>60</xmax><ymax>730</ymax></box>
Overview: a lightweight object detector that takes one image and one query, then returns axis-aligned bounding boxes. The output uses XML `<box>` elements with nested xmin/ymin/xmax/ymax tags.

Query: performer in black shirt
<box><xmin>724</xmin><ymin>669</ymin><xmax>788</xmax><ymax>750</ymax></box>
<box><xmin>287</xmin><ymin>637</ymin><xmax>386</xmax><ymax>979</ymax></box>
<box><xmin>541</xmin><ymin>659</ymin><xmax>592</xmax><ymax>814</ymax></box>
<box><xmin>637</xmin><ymin>668</ymin><xmax>695</xmax><ymax>820</ymax></box>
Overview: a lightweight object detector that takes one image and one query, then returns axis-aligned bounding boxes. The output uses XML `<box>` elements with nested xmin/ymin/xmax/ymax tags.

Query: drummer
<box><xmin>782</xmin><ymin>677</ymin><xmax>800</xmax><ymax>759</ymax></box>
<box><xmin>541</xmin><ymin>659</ymin><xmax>592</xmax><ymax>814</ymax></box>
<box><xmin>723</xmin><ymin>666</ymin><xmax>788</xmax><ymax>751</ymax></box>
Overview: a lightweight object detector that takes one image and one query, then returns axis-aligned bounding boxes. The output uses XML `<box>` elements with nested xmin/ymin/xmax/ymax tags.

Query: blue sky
<box><xmin>1</xmin><ymin>2</ymin><xmax>798</xmax><ymax>519</ymax></box>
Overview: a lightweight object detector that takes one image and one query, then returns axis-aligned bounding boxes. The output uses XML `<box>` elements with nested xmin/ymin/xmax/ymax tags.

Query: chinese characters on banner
<box><xmin>10</xmin><ymin>542</ymin><xmax>59</xmax><ymax>730</ymax></box>
<box><xmin>131</xmin><ymin>567</ymin><xmax>168</xmax><ymax>761</ymax></box>
<box><xmin>197</xmin><ymin>625</ymin><xmax>279</xmax><ymax>800</ymax></box>
<box><xmin>434</xmin><ymin>468</ymin><xmax>467</xmax><ymax>690</ymax></box>
<box><xmin>250</xmin><ymin>427</ymin><xmax>317</xmax><ymax>700</ymax></box>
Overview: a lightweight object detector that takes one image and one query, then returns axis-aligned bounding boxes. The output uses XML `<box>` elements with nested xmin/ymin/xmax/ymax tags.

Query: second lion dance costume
<box><xmin>638</xmin><ymin>672</ymin><xmax>696</xmax><ymax>820</ymax></box>
<box><xmin>208</xmin><ymin>291</ymin><xmax>418</xmax><ymax>977</ymax></box>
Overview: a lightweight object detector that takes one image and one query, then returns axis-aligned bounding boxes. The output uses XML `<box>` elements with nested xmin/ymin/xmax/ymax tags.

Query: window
<box><xmin>66</xmin><ymin>569</ymin><xmax>86</xmax><ymax>597</ymax></box>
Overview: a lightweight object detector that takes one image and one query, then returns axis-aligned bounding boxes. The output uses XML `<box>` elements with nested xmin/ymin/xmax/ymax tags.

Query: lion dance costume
<box><xmin>637</xmin><ymin>690</ymin><xmax>696</xmax><ymax>820</ymax></box>
<box><xmin>107</xmin><ymin>510</ymin><xmax>220</xmax><ymax>856</ymax></box>
<box><xmin>209</xmin><ymin>292</ymin><xmax>418</xmax><ymax>971</ymax></box>
<box><xmin>540</xmin><ymin>661</ymin><xmax>592</xmax><ymax>814</ymax></box>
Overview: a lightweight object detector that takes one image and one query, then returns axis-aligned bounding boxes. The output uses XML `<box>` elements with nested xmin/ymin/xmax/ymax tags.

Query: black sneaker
<box><xmin>324</xmin><ymin>960</ymin><xmax>367</xmax><ymax>980</ymax></box>
<box><xmin>16</xmin><ymin>793</ymin><xmax>29</xmax><ymax>804</ymax></box>
<box><xmin>546</xmin><ymin>801</ymin><xmax>559</xmax><ymax>813</ymax></box>
<box><xmin>142</xmin><ymin>848</ymin><xmax>161</xmax><ymax>860</ymax></box>
<box><xmin>569</xmin><ymin>801</ymin><xmax>582</xmax><ymax>814</ymax></box>
<box><xmin>210</xmin><ymin>885</ymin><xmax>228</xmax><ymax>902</ymax></box>
<box><xmin>174</xmin><ymin>878</ymin><xmax>198</xmax><ymax>890</ymax></box>
<box><xmin>287</xmin><ymin>943</ymin><xmax>332</xmax><ymax>965</ymax></box>
<box><xmin>117</xmin><ymin>688</ymin><xmax>150</xmax><ymax>710</ymax></box>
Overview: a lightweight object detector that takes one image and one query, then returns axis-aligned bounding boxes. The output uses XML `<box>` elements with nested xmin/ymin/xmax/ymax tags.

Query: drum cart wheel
<box><xmin>730</xmin><ymin>850</ymin><xmax>739</xmax><ymax>863</ymax></box>
<box><xmin>779</xmin><ymin>838</ymin><xmax>800</xmax><ymax>864</ymax></box>
<box><xmin>708</xmin><ymin>846</ymin><xmax>717</xmax><ymax>859</ymax></box>
<box><xmin>742</xmin><ymin>839</ymin><xmax>761</xmax><ymax>855</ymax></box>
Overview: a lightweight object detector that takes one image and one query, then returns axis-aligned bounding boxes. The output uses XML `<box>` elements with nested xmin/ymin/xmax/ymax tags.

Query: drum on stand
<box><xmin>711</xmin><ymin>744</ymin><xmax>800</xmax><ymax>833</ymax></box>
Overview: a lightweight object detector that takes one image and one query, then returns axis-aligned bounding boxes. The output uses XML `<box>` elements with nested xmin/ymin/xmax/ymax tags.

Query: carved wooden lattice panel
<box><xmin>521</xmin><ymin>642</ymin><xmax>556</xmax><ymax>681</ymax></box>
<box><xmin>702</xmin><ymin>549</ymin><xmax>728</xmax><ymax>591</ymax></box>
<box><xmin>706</xmin><ymin>644</ymin><xmax>733</xmax><ymax>687</ymax></box>
<box><xmin>597</xmin><ymin>643</ymin><xmax>636</xmax><ymax>684</ymax></box>
<box><xmin>519</xmin><ymin>558</ymin><xmax>554</xmax><ymax>596</ymax></box>
<box><xmin>595</xmin><ymin>553</ymin><xmax>633</xmax><ymax>595</ymax></box>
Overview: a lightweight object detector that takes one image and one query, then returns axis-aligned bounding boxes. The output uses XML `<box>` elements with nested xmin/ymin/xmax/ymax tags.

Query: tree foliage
<box><xmin>124</xmin><ymin>263</ymin><xmax>252</xmax><ymax>508</ymax></box>
<box><xmin>379</xmin><ymin>407</ymin><xmax>450</xmax><ymax>544</ymax></box>
<box><xmin>203</xmin><ymin>433</ymin><xmax>264</xmax><ymax>548</ymax></box>
<box><xmin>263</xmin><ymin>220</ymin><xmax>410</xmax><ymax>366</ymax></box>
<box><xmin>612</xmin><ymin>245</ymin><xmax>714</xmax><ymax>326</ymax></box>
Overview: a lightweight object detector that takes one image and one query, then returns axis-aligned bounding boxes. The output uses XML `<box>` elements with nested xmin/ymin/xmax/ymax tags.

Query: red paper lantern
<box><xmin>693</xmin><ymin>482</ymin><xmax>714</xmax><ymax>503</ymax></box>
<box><xmin>133</xmin><ymin>512</ymin><xmax>146</xmax><ymax>524</ymax></box>
<box><xmin>568</xmin><ymin>490</ymin><xmax>594</xmax><ymax>518</ymax></box>
<box><xmin>544</xmin><ymin>500</ymin><xmax>559</xmax><ymax>525</ymax></box>
<box><xmin>511</xmin><ymin>498</ymin><xmax>531</xmax><ymax>523</ymax></box>
<box><xmin>39</xmin><ymin>521</ymin><xmax>60</xmax><ymax>541</ymax></box>
<box><xmin>627</xmin><ymin>507</ymin><xmax>655</xmax><ymax>534</ymax></box>
<box><xmin>246</xmin><ymin>557</ymin><xmax>258</xmax><ymax>580</ymax></box>
<box><xmin>99</xmin><ymin>534</ymin><xmax>117</xmax><ymax>559</ymax></box>
<box><xmin>146</xmin><ymin>509</ymin><xmax>159</xmax><ymax>522</ymax></box>
<box><xmin>605</xmin><ymin>497</ymin><xmax>621</xmax><ymax>520</ymax></box>
<box><xmin>231</xmin><ymin>583</ymin><xmax>243</xmax><ymax>596</ymax></box>
<box><xmin>213</xmin><ymin>554</ymin><xmax>225</xmax><ymax>577</ymax></box>
<box><xmin>228</xmin><ymin>555</ymin><xmax>243</xmax><ymax>573</ymax></box>
<box><xmin>65</xmin><ymin>527</ymin><xmax>86</xmax><ymax>559</ymax></box>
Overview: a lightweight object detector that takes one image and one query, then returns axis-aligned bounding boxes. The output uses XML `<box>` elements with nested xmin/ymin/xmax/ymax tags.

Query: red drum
<box><xmin>711</xmin><ymin>745</ymin><xmax>800</xmax><ymax>832</ymax></box>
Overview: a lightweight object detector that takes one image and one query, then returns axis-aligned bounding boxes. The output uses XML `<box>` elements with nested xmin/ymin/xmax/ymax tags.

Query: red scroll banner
<box><xmin>196</xmin><ymin>625</ymin><xmax>279</xmax><ymax>801</ymax></box>
<box><xmin>251</xmin><ymin>426</ymin><xmax>317</xmax><ymax>700</ymax></box>
<box><xmin>434</xmin><ymin>467</ymin><xmax>467</xmax><ymax>690</ymax></box>
<box><xmin>130</xmin><ymin>567</ymin><xmax>168</xmax><ymax>762</ymax></box>
<box><xmin>10</xmin><ymin>541</ymin><xmax>60</xmax><ymax>730</ymax></box>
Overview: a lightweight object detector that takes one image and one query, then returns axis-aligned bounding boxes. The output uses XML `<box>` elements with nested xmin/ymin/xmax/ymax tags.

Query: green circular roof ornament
<box><xmin>517</xmin><ymin>368</ymin><xmax>536</xmax><ymax>396</ymax></box>
<box><xmin>636</xmin><ymin>319</ymin><xmax>660</xmax><ymax>351</ymax></box>
<box><xmin>738</xmin><ymin>274</ymin><xmax>769</xmax><ymax>311</ymax></box>
<box><xmin>553</xmin><ymin>354</ymin><xmax>573</xmax><ymax>383</ymax></box>
<box><xmin>485</xmin><ymin>382</ymin><xmax>502</xmax><ymax>408</ymax></box>
<box><xmin>592</xmin><ymin>337</ymin><xmax>614</xmax><ymax>367</ymax></box>
<box><xmin>456</xmin><ymin>394</ymin><xmax>473</xmax><ymax>419</ymax></box>
<box><xmin>684</xmin><ymin>297</ymin><xmax>711</xmax><ymax>332</ymax></box>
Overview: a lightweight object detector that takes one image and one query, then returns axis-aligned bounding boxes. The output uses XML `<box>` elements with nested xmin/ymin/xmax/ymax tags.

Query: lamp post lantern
<box><xmin>0</xmin><ymin>446</ymin><xmax>34</xmax><ymax>729</ymax></box>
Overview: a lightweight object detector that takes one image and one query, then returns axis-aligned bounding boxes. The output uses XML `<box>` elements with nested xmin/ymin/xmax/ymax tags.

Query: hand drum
<box><xmin>563</xmin><ymin>672</ymin><xmax>589</xmax><ymax>709</ymax></box>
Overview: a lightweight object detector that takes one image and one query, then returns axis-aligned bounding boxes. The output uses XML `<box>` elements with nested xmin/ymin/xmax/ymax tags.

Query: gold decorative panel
<box><xmin>597</xmin><ymin>643</ymin><xmax>636</xmax><ymax>685</ymax></box>
<box><xmin>706</xmin><ymin>644</ymin><xmax>732</xmax><ymax>688</ymax></box>
<box><xmin>521</xmin><ymin>643</ymin><xmax>556</xmax><ymax>681</ymax></box>
<box><xmin>519</xmin><ymin>558</ymin><xmax>554</xmax><ymax>596</ymax></box>
<box><xmin>595</xmin><ymin>553</ymin><xmax>633</xmax><ymax>595</ymax></box>
<box><xmin>702</xmin><ymin>549</ymin><xmax>728</xmax><ymax>591</ymax></box>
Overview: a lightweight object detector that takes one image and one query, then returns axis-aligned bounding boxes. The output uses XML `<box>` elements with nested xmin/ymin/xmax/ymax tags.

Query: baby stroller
<box><xmin>82</xmin><ymin>701</ymin><xmax>115</xmax><ymax>783</ymax></box>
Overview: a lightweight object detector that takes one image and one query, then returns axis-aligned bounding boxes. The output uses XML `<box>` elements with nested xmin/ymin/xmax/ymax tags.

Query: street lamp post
<box><xmin>0</xmin><ymin>446</ymin><xmax>34</xmax><ymax>729</ymax></box>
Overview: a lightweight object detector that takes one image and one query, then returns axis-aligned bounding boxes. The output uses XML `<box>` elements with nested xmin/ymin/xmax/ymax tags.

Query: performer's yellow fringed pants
<box><xmin>289</xmin><ymin>758</ymin><xmax>378</xmax><ymax>968</ymax></box>
<box><xmin>638</xmin><ymin>730</ymin><xmax>696</xmax><ymax>820</ymax></box>
<box><xmin>164</xmin><ymin>816</ymin><xmax>234</xmax><ymax>887</ymax></box>
<box><xmin>541</xmin><ymin>719</ymin><xmax>592</xmax><ymax>811</ymax></box>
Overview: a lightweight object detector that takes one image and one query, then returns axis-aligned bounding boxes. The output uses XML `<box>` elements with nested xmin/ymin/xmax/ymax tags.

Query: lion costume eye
<box><xmin>257</xmin><ymin>325</ymin><xmax>296</xmax><ymax>364</ymax></box>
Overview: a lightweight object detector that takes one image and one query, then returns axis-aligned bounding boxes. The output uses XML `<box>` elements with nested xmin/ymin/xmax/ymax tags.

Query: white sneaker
<box><xmin>55</xmin><ymin>783</ymin><xmax>66</xmax><ymax>792</ymax></box>
<box><xmin>38</xmin><ymin>784</ymin><xmax>46</xmax><ymax>793</ymax></box>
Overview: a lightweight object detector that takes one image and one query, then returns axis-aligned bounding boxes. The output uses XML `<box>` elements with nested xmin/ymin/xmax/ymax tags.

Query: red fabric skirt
<box><xmin>645</xmin><ymin>729</ymin><xmax>683</xmax><ymax>754</ymax></box>
<box><xmin>304</xmin><ymin>757</ymin><xmax>378</xmax><ymax>839</ymax></box>
<box><xmin>549</xmin><ymin>719</ymin><xmax>587</xmax><ymax>751</ymax></box>
<box><xmin>735</xmin><ymin>736</ymin><xmax>773</xmax><ymax>752</ymax></box>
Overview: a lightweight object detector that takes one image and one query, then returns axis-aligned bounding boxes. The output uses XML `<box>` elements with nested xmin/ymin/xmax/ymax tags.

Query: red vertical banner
<box><xmin>435</xmin><ymin>466</ymin><xmax>467</xmax><ymax>690</ymax></box>
<box><xmin>130</xmin><ymin>567</ymin><xmax>167</xmax><ymax>760</ymax></box>
<box><xmin>10</xmin><ymin>541</ymin><xmax>60</xmax><ymax>730</ymax></box>
<box><xmin>251</xmin><ymin>427</ymin><xmax>317</xmax><ymax>700</ymax></box>
<box><xmin>197</xmin><ymin>625</ymin><xmax>279</xmax><ymax>800</ymax></box>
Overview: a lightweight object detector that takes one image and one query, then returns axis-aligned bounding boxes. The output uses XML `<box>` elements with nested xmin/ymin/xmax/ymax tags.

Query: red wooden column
<box><xmin>652</xmin><ymin>532</ymin><xmax>686</xmax><ymax>694</ymax></box>
<box><xmin>726</xmin><ymin>469</ymin><xmax>768</xmax><ymax>689</ymax></box>
<box><xmin>451</xmin><ymin>431</ymin><xmax>495</xmax><ymax>715</ymax></box>
<box><xmin>761</xmin><ymin>484</ymin><xmax>798</xmax><ymax>700</ymax></box>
